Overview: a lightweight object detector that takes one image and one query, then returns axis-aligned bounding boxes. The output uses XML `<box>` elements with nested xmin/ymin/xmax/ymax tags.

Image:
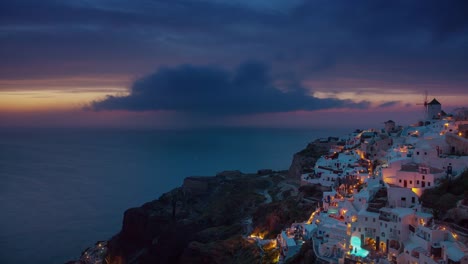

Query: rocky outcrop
<box><xmin>257</xmin><ymin>169</ymin><xmax>273</xmax><ymax>176</ymax></box>
<box><xmin>183</xmin><ymin>176</ymin><xmax>210</xmax><ymax>195</ymax></box>
<box><xmin>288</xmin><ymin>141</ymin><xmax>331</xmax><ymax>179</ymax></box>
<box><xmin>446</xmin><ymin>199</ymin><xmax>468</xmax><ymax>228</ymax></box>
<box><xmin>288</xmin><ymin>153</ymin><xmax>315</xmax><ymax>179</ymax></box>
<box><xmin>89</xmin><ymin>171</ymin><xmax>320</xmax><ymax>264</ymax></box>
<box><xmin>179</xmin><ymin>236</ymin><xmax>261</xmax><ymax>264</ymax></box>
<box><xmin>68</xmin><ymin>170</ymin><xmax>324</xmax><ymax>264</ymax></box>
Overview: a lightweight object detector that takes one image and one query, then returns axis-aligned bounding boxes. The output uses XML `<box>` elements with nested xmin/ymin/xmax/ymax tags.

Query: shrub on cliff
<box><xmin>421</xmin><ymin>170</ymin><xmax>468</xmax><ymax>218</ymax></box>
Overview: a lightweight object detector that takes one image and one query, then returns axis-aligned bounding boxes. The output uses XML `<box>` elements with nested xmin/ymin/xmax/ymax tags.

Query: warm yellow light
<box><xmin>411</xmin><ymin>188</ymin><xmax>423</xmax><ymax>197</ymax></box>
<box><xmin>0</xmin><ymin>76</ymin><xmax>128</xmax><ymax>112</ymax></box>
<box><xmin>419</xmin><ymin>219</ymin><xmax>425</xmax><ymax>226</ymax></box>
<box><xmin>249</xmin><ymin>231</ymin><xmax>267</xmax><ymax>240</ymax></box>
<box><xmin>0</xmin><ymin>89</ymin><xmax>127</xmax><ymax>112</ymax></box>
<box><xmin>263</xmin><ymin>240</ymin><xmax>278</xmax><ymax>250</ymax></box>
<box><xmin>459</xmin><ymin>132</ymin><xmax>463</xmax><ymax>136</ymax></box>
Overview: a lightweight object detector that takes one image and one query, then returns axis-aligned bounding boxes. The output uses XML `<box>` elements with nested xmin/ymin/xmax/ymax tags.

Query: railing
<box><xmin>415</xmin><ymin>232</ymin><xmax>430</xmax><ymax>241</ymax></box>
<box><xmin>379</xmin><ymin>215</ymin><xmax>392</xmax><ymax>222</ymax></box>
<box><xmin>367</xmin><ymin>207</ymin><xmax>380</xmax><ymax>213</ymax></box>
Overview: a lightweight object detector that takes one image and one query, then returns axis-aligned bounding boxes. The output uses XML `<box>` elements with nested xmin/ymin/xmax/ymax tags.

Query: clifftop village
<box><xmin>265</xmin><ymin>100</ymin><xmax>468</xmax><ymax>264</ymax></box>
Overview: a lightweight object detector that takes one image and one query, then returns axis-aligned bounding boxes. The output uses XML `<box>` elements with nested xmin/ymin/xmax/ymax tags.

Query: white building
<box><xmin>427</xmin><ymin>98</ymin><xmax>442</xmax><ymax>120</ymax></box>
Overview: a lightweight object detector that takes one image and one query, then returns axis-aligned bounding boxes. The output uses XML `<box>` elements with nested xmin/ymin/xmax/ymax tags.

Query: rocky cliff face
<box><xmin>84</xmin><ymin>171</ymin><xmax>320</xmax><ymax>264</ymax></box>
<box><xmin>288</xmin><ymin>141</ymin><xmax>331</xmax><ymax>179</ymax></box>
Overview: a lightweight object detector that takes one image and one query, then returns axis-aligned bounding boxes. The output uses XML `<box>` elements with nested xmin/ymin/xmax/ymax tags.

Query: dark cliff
<box><xmin>288</xmin><ymin>141</ymin><xmax>331</xmax><ymax>179</ymax></box>
<box><xmin>94</xmin><ymin>170</ymin><xmax>321</xmax><ymax>264</ymax></box>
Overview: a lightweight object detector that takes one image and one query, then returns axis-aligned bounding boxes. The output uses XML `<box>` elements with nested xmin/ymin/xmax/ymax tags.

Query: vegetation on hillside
<box><xmin>421</xmin><ymin>170</ymin><xmax>468</xmax><ymax>218</ymax></box>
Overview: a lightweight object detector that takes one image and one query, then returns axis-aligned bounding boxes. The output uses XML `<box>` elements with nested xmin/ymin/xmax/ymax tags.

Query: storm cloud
<box><xmin>2</xmin><ymin>0</ymin><xmax>468</xmax><ymax>120</ymax></box>
<box><xmin>1</xmin><ymin>0</ymin><xmax>468</xmax><ymax>95</ymax></box>
<box><xmin>90</xmin><ymin>62</ymin><xmax>370</xmax><ymax>114</ymax></box>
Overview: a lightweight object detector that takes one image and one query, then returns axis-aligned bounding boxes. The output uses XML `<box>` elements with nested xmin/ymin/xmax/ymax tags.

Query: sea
<box><xmin>0</xmin><ymin>127</ymin><xmax>351</xmax><ymax>264</ymax></box>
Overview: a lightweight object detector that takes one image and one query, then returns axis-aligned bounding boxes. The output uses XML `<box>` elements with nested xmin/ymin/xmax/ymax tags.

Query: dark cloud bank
<box><xmin>90</xmin><ymin>62</ymin><xmax>370</xmax><ymax>115</ymax></box>
<box><xmin>2</xmin><ymin>0</ymin><xmax>468</xmax><ymax>94</ymax></box>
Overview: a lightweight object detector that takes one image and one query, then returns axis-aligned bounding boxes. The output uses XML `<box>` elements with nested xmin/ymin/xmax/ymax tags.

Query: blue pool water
<box><xmin>350</xmin><ymin>236</ymin><xmax>369</xmax><ymax>258</ymax></box>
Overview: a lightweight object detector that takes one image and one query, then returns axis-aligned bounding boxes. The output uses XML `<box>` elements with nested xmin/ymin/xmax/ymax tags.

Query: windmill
<box><xmin>416</xmin><ymin>91</ymin><xmax>428</xmax><ymax>119</ymax></box>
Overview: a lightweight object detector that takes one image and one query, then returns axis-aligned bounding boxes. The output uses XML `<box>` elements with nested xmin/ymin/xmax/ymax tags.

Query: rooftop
<box><xmin>428</xmin><ymin>98</ymin><xmax>441</xmax><ymax>105</ymax></box>
<box><xmin>400</xmin><ymin>163</ymin><xmax>444</xmax><ymax>174</ymax></box>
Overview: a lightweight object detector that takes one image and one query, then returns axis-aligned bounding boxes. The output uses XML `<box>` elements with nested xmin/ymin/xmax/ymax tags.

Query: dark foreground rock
<box><xmin>76</xmin><ymin>171</ymin><xmax>320</xmax><ymax>264</ymax></box>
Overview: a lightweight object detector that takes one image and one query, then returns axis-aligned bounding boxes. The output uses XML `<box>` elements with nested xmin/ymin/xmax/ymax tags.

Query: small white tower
<box><xmin>427</xmin><ymin>98</ymin><xmax>441</xmax><ymax>120</ymax></box>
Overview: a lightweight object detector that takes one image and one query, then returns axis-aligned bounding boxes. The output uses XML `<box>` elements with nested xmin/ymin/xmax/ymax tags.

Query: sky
<box><xmin>1</xmin><ymin>0</ymin><xmax>467</xmax><ymax>128</ymax></box>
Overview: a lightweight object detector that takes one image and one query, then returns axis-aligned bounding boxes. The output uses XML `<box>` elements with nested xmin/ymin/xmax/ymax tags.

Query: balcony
<box><xmin>379</xmin><ymin>214</ymin><xmax>392</xmax><ymax>222</ymax></box>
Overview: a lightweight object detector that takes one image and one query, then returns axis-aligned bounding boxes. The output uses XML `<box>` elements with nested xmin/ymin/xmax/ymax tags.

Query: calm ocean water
<box><xmin>0</xmin><ymin>127</ymin><xmax>349</xmax><ymax>264</ymax></box>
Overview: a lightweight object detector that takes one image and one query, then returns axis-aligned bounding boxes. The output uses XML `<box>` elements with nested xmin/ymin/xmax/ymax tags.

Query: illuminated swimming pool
<box><xmin>328</xmin><ymin>208</ymin><xmax>338</xmax><ymax>214</ymax></box>
<box><xmin>350</xmin><ymin>236</ymin><xmax>369</xmax><ymax>258</ymax></box>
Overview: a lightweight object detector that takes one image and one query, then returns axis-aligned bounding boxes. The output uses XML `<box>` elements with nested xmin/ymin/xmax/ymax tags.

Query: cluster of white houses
<box><xmin>277</xmin><ymin>101</ymin><xmax>468</xmax><ymax>263</ymax></box>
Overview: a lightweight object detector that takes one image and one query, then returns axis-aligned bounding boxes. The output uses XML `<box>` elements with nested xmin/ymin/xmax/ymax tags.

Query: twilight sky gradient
<box><xmin>1</xmin><ymin>0</ymin><xmax>467</xmax><ymax>128</ymax></box>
